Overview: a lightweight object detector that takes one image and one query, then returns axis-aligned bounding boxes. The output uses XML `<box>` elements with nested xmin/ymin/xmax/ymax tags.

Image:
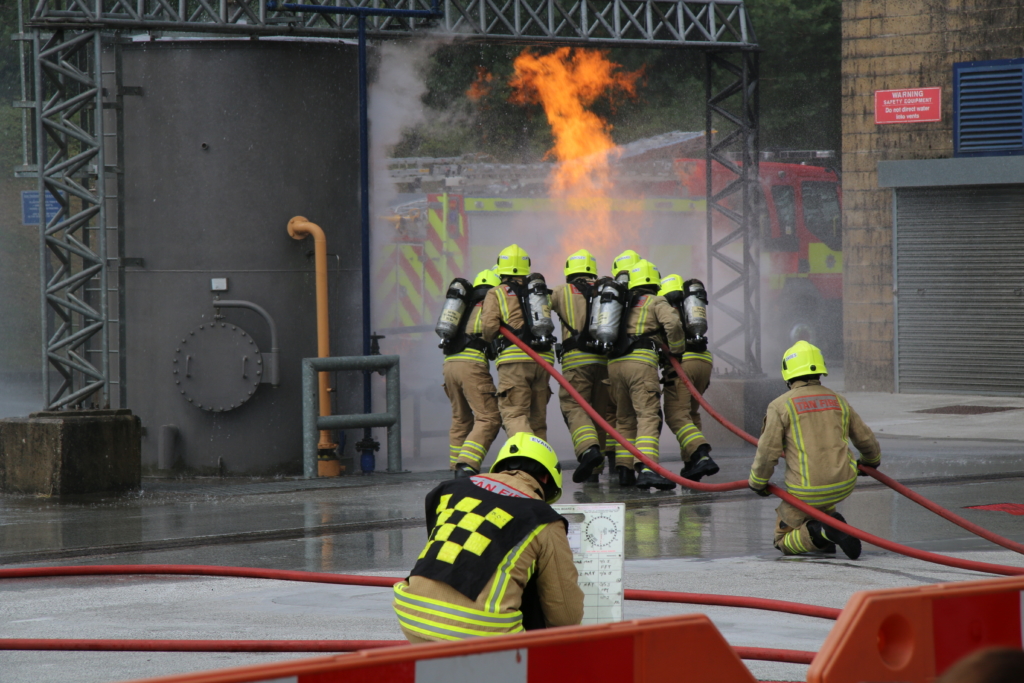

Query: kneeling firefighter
<box><xmin>748</xmin><ymin>341</ymin><xmax>881</xmax><ymax>559</ymax></box>
<box><xmin>393</xmin><ymin>433</ymin><xmax>584</xmax><ymax>641</ymax></box>
<box><xmin>658</xmin><ymin>275</ymin><xmax>719</xmax><ymax>482</ymax></box>
<box><xmin>607</xmin><ymin>260</ymin><xmax>686</xmax><ymax>490</ymax></box>
<box><xmin>481</xmin><ymin>244</ymin><xmax>555</xmax><ymax>442</ymax></box>
<box><xmin>551</xmin><ymin>248</ymin><xmax>614</xmax><ymax>483</ymax></box>
<box><xmin>436</xmin><ymin>269</ymin><xmax>503</xmax><ymax>476</ymax></box>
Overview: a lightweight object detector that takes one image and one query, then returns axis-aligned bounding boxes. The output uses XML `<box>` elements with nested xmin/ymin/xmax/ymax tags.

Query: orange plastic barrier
<box><xmin>123</xmin><ymin>615</ymin><xmax>756</xmax><ymax>683</ymax></box>
<box><xmin>808</xmin><ymin>575</ymin><xmax>1024</xmax><ymax>683</ymax></box>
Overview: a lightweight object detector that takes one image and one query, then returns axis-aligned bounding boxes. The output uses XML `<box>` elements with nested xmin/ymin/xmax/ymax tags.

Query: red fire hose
<box><xmin>498</xmin><ymin>327</ymin><xmax>1024</xmax><ymax>577</ymax></box>
<box><xmin>662</xmin><ymin>350</ymin><xmax>1024</xmax><ymax>556</ymax></box>
<box><xmin>0</xmin><ymin>565</ymin><xmax>838</xmax><ymax>620</ymax></box>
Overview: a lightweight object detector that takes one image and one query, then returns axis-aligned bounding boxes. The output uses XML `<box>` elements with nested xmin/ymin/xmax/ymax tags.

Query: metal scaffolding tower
<box><xmin>16</xmin><ymin>0</ymin><xmax>760</xmax><ymax>410</ymax></box>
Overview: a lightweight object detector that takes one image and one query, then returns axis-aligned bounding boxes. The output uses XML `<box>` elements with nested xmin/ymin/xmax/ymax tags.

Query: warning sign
<box><xmin>875</xmin><ymin>87</ymin><xmax>941</xmax><ymax>124</ymax></box>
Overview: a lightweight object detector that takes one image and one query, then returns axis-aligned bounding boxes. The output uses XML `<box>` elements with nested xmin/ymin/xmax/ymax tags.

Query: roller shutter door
<box><xmin>895</xmin><ymin>185</ymin><xmax>1024</xmax><ymax>394</ymax></box>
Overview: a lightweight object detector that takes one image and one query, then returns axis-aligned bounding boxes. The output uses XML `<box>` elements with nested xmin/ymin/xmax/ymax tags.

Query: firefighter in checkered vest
<box><xmin>748</xmin><ymin>341</ymin><xmax>881</xmax><ymax>559</ymax></box>
<box><xmin>393</xmin><ymin>433</ymin><xmax>584</xmax><ymax>642</ymax></box>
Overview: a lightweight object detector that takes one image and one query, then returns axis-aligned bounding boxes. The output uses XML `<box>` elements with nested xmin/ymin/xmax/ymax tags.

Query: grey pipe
<box><xmin>157</xmin><ymin>424</ymin><xmax>179</xmax><ymax>470</ymax></box>
<box><xmin>301</xmin><ymin>355</ymin><xmax>402</xmax><ymax>478</ymax></box>
<box><xmin>213</xmin><ymin>298</ymin><xmax>280</xmax><ymax>386</ymax></box>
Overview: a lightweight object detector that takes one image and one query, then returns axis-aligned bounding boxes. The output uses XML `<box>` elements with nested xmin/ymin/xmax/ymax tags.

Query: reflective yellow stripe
<box><xmin>786</xmin><ymin>400</ymin><xmax>811</xmax><ymax>487</ymax></box>
<box><xmin>609</xmin><ymin>348</ymin><xmax>659</xmax><ymax>367</ymax></box>
<box><xmin>445</xmin><ymin>348</ymin><xmax>488</xmax><ymax>364</ymax></box>
<box><xmin>782</xmin><ymin>529</ymin><xmax>808</xmax><ymax>554</ymax></box>
<box><xmin>682</xmin><ymin>350</ymin><xmax>713</xmax><ymax>364</ymax></box>
<box><xmin>561</xmin><ymin>349</ymin><xmax>606</xmax><ymax>369</ymax></box>
<box><xmin>497</xmin><ymin>347</ymin><xmax>555</xmax><ymax>365</ymax></box>
<box><xmin>485</xmin><ymin>524</ymin><xmax>546</xmax><ymax>612</ymax></box>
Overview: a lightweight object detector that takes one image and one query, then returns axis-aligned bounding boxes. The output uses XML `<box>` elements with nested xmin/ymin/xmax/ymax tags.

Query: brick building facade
<box><xmin>841</xmin><ymin>1</ymin><xmax>1024</xmax><ymax>392</ymax></box>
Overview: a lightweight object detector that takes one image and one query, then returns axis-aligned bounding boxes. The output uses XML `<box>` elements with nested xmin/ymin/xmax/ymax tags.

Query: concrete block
<box><xmin>0</xmin><ymin>409</ymin><xmax>141</xmax><ymax>496</ymax></box>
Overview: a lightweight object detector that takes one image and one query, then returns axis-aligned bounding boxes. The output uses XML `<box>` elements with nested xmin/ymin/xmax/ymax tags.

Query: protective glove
<box><xmin>857</xmin><ymin>460</ymin><xmax>879</xmax><ymax>476</ymax></box>
<box><xmin>749</xmin><ymin>484</ymin><xmax>771</xmax><ymax>497</ymax></box>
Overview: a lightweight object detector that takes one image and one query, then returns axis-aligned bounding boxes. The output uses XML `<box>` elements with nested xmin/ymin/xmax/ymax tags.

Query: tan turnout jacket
<box><xmin>749</xmin><ymin>380</ymin><xmax>881</xmax><ymax>508</ymax></box>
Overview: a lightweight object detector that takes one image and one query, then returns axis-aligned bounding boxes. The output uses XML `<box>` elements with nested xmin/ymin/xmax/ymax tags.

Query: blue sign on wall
<box><xmin>21</xmin><ymin>190</ymin><xmax>62</xmax><ymax>225</ymax></box>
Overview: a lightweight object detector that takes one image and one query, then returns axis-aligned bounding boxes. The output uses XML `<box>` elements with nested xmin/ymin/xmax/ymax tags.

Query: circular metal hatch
<box><xmin>172</xmin><ymin>323</ymin><xmax>263</xmax><ymax>412</ymax></box>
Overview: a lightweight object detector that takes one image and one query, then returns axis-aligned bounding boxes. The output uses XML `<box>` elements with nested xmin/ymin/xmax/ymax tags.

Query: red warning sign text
<box><xmin>875</xmin><ymin>87</ymin><xmax>941</xmax><ymax>124</ymax></box>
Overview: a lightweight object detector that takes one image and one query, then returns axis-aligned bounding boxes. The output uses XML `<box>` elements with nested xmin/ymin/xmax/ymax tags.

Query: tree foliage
<box><xmin>390</xmin><ymin>0</ymin><xmax>841</xmax><ymax>160</ymax></box>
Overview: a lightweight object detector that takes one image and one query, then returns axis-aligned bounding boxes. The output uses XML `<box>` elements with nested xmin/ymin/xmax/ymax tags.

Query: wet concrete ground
<box><xmin>2</xmin><ymin>436</ymin><xmax>1024</xmax><ymax>682</ymax></box>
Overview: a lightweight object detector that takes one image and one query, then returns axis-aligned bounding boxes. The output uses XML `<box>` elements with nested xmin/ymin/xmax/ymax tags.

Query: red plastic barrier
<box><xmin>663</xmin><ymin>350</ymin><xmax>1024</xmax><ymax>556</ymax></box>
<box><xmin>117</xmin><ymin>614</ymin><xmax>759</xmax><ymax>683</ymax></box>
<box><xmin>499</xmin><ymin>328</ymin><xmax>1024</xmax><ymax>577</ymax></box>
<box><xmin>807</xmin><ymin>575</ymin><xmax>1024</xmax><ymax>683</ymax></box>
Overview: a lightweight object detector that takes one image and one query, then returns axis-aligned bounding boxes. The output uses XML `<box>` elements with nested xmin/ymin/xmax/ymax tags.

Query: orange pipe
<box><xmin>288</xmin><ymin>216</ymin><xmax>336</xmax><ymax>451</ymax></box>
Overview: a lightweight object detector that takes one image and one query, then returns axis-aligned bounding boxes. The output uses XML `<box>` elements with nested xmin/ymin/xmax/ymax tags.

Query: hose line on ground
<box><xmin>661</xmin><ymin>348</ymin><xmax>1024</xmax><ymax>556</ymax></box>
<box><xmin>498</xmin><ymin>327</ymin><xmax>1024</xmax><ymax>577</ymax></box>
<box><xmin>0</xmin><ymin>565</ymin><xmax>838</xmax><ymax>619</ymax></box>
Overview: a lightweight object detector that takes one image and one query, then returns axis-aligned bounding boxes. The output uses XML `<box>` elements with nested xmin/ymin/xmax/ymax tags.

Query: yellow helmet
<box><xmin>473</xmin><ymin>269</ymin><xmax>501</xmax><ymax>288</ymax></box>
<box><xmin>627</xmin><ymin>259</ymin><xmax>661</xmax><ymax>290</ymax></box>
<box><xmin>489</xmin><ymin>433</ymin><xmax>563</xmax><ymax>503</ymax></box>
<box><xmin>612</xmin><ymin>249</ymin><xmax>642</xmax><ymax>276</ymax></box>
<box><xmin>496</xmin><ymin>244</ymin><xmax>531</xmax><ymax>276</ymax></box>
<box><xmin>564</xmin><ymin>249</ymin><xmax>598</xmax><ymax>279</ymax></box>
<box><xmin>659</xmin><ymin>274</ymin><xmax>684</xmax><ymax>296</ymax></box>
<box><xmin>780</xmin><ymin>340</ymin><xmax>828</xmax><ymax>382</ymax></box>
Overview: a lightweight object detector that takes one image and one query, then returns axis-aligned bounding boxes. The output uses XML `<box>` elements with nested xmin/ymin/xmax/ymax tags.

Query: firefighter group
<box><xmin>435</xmin><ymin>244</ymin><xmax>719</xmax><ymax>492</ymax></box>
<box><xmin>392</xmin><ymin>242</ymin><xmax>882</xmax><ymax>642</ymax></box>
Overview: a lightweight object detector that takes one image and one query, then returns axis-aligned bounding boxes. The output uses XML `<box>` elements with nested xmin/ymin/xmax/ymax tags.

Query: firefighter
<box><xmin>393</xmin><ymin>432</ymin><xmax>584</xmax><ymax>641</ymax></box>
<box><xmin>444</xmin><ymin>269</ymin><xmax>504</xmax><ymax>477</ymax></box>
<box><xmin>607</xmin><ymin>259</ymin><xmax>686</xmax><ymax>490</ymax></box>
<box><xmin>551</xmin><ymin>248</ymin><xmax>609</xmax><ymax>483</ymax></box>
<box><xmin>658</xmin><ymin>274</ymin><xmax>719</xmax><ymax>482</ymax></box>
<box><xmin>481</xmin><ymin>244</ymin><xmax>554</xmax><ymax>440</ymax></box>
<box><xmin>748</xmin><ymin>341</ymin><xmax>881</xmax><ymax>559</ymax></box>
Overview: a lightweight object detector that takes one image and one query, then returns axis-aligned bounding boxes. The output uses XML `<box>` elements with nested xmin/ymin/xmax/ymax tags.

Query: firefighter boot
<box><xmin>635</xmin><ymin>467</ymin><xmax>677</xmax><ymax>492</ymax></box>
<box><xmin>680</xmin><ymin>444</ymin><xmax>720</xmax><ymax>482</ymax></box>
<box><xmin>454</xmin><ymin>463</ymin><xmax>478</xmax><ymax>479</ymax></box>
<box><xmin>617</xmin><ymin>466</ymin><xmax>637</xmax><ymax>487</ymax></box>
<box><xmin>807</xmin><ymin>513</ymin><xmax>861</xmax><ymax>559</ymax></box>
<box><xmin>573</xmin><ymin>446</ymin><xmax>605</xmax><ymax>484</ymax></box>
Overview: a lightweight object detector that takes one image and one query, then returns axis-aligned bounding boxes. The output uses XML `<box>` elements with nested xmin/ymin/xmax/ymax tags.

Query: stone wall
<box><xmin>841</xmin><ymin>0</ymin><xmax>1024</xmax><ymax>391</ymax></box>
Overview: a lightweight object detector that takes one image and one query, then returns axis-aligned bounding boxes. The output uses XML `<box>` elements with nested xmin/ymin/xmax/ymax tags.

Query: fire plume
<box><xmin>466</xmin><ymin>66</ymin><xmax>494</xmax><ymax>103</ymax></box>
<box><xmin>510</xmin><ymin>48</ymin><xmax>644</xmax><ymax>262</ymax></box>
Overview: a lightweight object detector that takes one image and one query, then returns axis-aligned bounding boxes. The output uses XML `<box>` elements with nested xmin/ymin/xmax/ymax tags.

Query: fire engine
<box><xmin>377</xmin><ymin>136</ymin><xmax>842</xmax><ymax>365</ymax></box>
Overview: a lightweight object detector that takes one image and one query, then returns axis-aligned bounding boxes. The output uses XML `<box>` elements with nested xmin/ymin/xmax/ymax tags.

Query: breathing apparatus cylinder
<box><xmin>435</xmin><ymin>277</ymin><xmax>472</xmax><ymax>347</ymax></box>
<box><xmin>593</xmin><ymin>280</ymin><xmax>627</xmax><ymax>353</ymax></box>
<box><xmin>525</xmin><ymin>273</ymin><xmax>555</xmax><ymax>348</ymax></box>
<box><xmin>682</xmin><ymin>279</ymin><xmax>709</xmax><ymax>341</ymax></box>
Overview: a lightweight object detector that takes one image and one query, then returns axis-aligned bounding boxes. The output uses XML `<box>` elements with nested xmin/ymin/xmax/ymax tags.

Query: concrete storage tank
<box><xmin>121</xmin><ymin>39</ymin><xmax>362</xmax><ymax>475</ymax></box>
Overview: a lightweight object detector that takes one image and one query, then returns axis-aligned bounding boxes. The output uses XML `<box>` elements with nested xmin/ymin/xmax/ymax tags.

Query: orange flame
<box><xmin>510</xmin><ymin>48</ymin><xmax>644</xmax><ymax>262</ymax></box>
<box><xmin>467</xmin><ymin>66</ymin><xmax>494</xmax><ymax>103</ymax></box>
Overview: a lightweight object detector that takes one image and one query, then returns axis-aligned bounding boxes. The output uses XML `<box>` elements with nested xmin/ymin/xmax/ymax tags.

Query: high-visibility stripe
<box><xmin>674</xmin><ymin>423</ymin><xmax>704</xmax><ymax>448</ymax></box>
<box><xmin>636</xmin><ymin>436</ymin><xmax>659</xmax><ymax>462</ymax></box>
<box><xmin>485</xmin><ymin>525</ymin><xmax>547</xmax><ymax>612</ymax></box>
<box><xmin>782</xmin><ymin>528</ymin><xmax>808</xmax><ymax>554</ymax></box>
<box><xmin>571</xmin><ymin>425</ymin><xmax>598</xmax><ymax>449</ymax></box>
<box><xmin>445</xmin><ymin>348</ymin><xmax>488</xmax><ymax>364</ymax></box>
<box><xmin>786</xmin><ymin>400</ymin><xmax>811</xmax><ymax>487</ymax></box>
<box><xmin>609</xmin><ymin>348</ymin><xmax>659</xmax><ymax>367</ymax></box>
<box><xmin>458</xmin><ymin>440</ymin><xmax>486</xmax><ymax>466</ymax></box>
<box><xmin>497</xmin><ymin>348</ymin><xmax>555</xmax><ymax>365</ymax></box>
<box><xmin>682</xmin><ymin>350</ymin><xmax>713</xmax><ymax>364</ymax></box>
<box><xmin>561</xmin><ymin>349</ymin><xmax>607</xmax><ymax>370</ymax></box>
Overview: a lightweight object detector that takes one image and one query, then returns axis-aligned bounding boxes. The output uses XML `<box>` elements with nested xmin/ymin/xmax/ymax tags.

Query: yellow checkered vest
<box><xmin>410</xmin><ymin>476</ymin><xmax>567</xmax><ymax>600</ymax></box>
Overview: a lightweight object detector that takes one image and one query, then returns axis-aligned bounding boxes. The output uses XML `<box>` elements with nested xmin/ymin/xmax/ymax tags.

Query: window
<box><xmin>801</xmin><ymin>181</ymin><xmax>842</xmax><ymax>252</ymax></box>
<box><xmin>766</xmin><ymin>185</ymin><xmax>798</xmax><ymax>252</ymax></box>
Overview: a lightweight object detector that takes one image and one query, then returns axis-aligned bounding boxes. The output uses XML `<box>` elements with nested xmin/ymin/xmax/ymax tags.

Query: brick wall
<box><xmin>841</xmin><ymin>0</ymin><xmax>1024</xmax><ymax>391</ymax></box>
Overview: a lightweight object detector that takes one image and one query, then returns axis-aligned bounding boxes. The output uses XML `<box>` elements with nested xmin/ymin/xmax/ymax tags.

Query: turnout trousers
<box><xmin>559</xmin><ymin>363</ymin><xmax>612</xmax><ymax>463</ymax></box>
<box><xmin>442</xmin><ymin>360</ymin><xmax>502</xmax><ymax>470</ymax></box>
<box><xmin>496</xmin><ymin>362</ymin><xmax>551</xmax><ymax>440</ymax></box>
<box><xmin>663</xmin><ymin>357</ymin><xmax>711</xmax><ymax>462</ymax></box>
<box><xmin>608</xmin><ymin>360</ymin><xmax>663</xmax><ymax>469</ymax></box>
<box><xmin>773</xmin><ymin>499</ymin><xmax>841</xmax><ymax>556</ymax></box>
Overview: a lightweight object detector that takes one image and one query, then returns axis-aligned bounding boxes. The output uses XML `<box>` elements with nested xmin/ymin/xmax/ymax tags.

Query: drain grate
<box><xmin>913</xmin><ymin>405</ymin><xmax>1022</xmax><ymax>415</ymax></box>
<box><xmin>965</xmin><ymin>503</ymin><xmax>1024</xmax><ymax>516</ymax></box>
